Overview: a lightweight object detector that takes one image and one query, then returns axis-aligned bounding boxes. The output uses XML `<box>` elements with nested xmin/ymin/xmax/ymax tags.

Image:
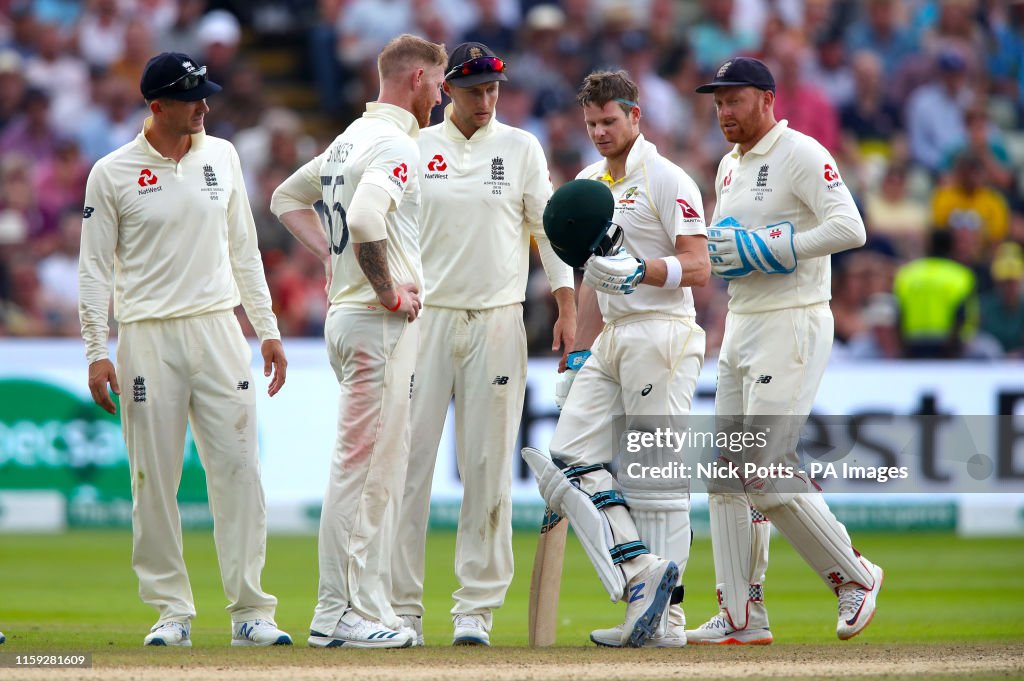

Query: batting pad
<box><xmin>709</xmin><ymin>493</ymin><xmax>759</xmax><ymax>630</ymax></box>
<box><xmin>522</xmin><ymin>447</ymin><xmax>627</xmax><ymax>601</ymax></box>
<box><xmin>752</xmin><ymin>490</ymin><xmax>875</xmax><ymax>591</ymax></box>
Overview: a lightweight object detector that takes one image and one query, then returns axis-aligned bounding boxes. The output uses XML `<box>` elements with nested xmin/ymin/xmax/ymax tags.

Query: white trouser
<box><xmin>550</xmin><ymin>315</ymin><xmax>705</xmax><ymax>583</ymax></box>
<box><xmin>710</xmin><ymin>303</ymin><xmax>869</xmax><ymax>625</ymax></box>
<box><xmin>392</xmin><ymin>304</ymin><xmax>525</xmax><ymax>617</ymax></box>
<box><xmin>312</xmin><ymin>306</ymin><xmax>418</xmax><ymax>634</ymax></box>
<box><xmin>117</xmin><ymin>311</ymin><xmax>276</xmax><ymax>625</ymax></box>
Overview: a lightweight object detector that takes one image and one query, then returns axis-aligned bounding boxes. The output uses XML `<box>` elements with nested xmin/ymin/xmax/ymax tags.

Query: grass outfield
<box><xmin>2</xmin><ymin>529</ymin><xmax>1023</xmax><ymax>646</ymax></box>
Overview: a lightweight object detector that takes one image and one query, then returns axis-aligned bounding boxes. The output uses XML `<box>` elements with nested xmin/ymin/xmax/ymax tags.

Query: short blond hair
<box><xmin>378</xmin><ymin>34</ymin><xmax>447</xmax><ymax>81</ymax></box>
<box><xmin>577</xmin><ymin>70</ymin><xmax>639</xmax><ymax>115</ymax></box>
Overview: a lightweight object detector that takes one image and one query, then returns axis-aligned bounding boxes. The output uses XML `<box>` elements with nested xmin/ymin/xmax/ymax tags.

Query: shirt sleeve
<box><xmin>360</xmin><ymin>135</ymin><xmax>419</xmax><ymax>210</ymax></box>
<box><xmin>227</xmin><ymin>145</ymin><xmax>281</xmax><ymax>342</ymax></box>
<box><xmin>652</xmin><ymin>161</ymin><xmax>707</xmax><ymax>241</ymax></box>
<box><xmin>710</xmin><ymin>157</ymin><xmax>727</xmax><ymax>226</ymax></box>
<box><xmin>78</xmin><ymin>163</ymin><xmax>118</xmax><ymax>363</ymax></box>
<box><xmin>789</xmin><ymin>139</ymin><xmax>866</xmax><ymax>259</ymax></box>
<box><xmin>270</xmin><ymin>152</ymin><xmax>324</xmax><ymax>216</ymax></box>
<box><xmin>522</xmin><ymin>134</ymin><xmax>573</xmax><ymax>291</ymax></box>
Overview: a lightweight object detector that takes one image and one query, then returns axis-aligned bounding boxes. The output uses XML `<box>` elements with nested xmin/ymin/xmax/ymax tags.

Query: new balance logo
<box><xmin>755</xmin><ymin>375</ymin><xmax>772</xmax><ymax>384</ymax></box>
<box><xmin>236</xmin><ymin>381</ymin><xmax>249</xmax><ymax>390</ymax></box>
<box><xmin>628</xmin><ymin>582</ymin><xmax>645</xmax><ymax>603</ymax></box>
<box><xmin>82</xmin><ymin>206</ymin><xmax>94</xmax><ymax>219</ymax></box>
<box><xmin>239</xmin><ymin>622</ymin><xmax>254</xmax><ymax>638</ymax></box>
<box><xmin>492</xmin><ymin>376</ymin><xmax>509</xmax><ymax>385</ymax></box>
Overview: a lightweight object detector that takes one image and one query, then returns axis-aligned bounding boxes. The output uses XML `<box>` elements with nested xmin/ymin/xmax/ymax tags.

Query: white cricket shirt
<box><xmin>272</xmin><ymin>103</ymin><xmax>423</xmax><ymax>308</ymax></box>
<box><xmin>79</xmin><ymin>118</ymin><xmax>280</xmax><ymax>363</ymax></box>
<box><xmin>418</xmin><ymin>104</ymin><xmax>573</xmax><ymax>308</ymax></box>
<box><xmin>577</xmin><ymin>135</ymin><xmax>707</xmax><ymax>322</ymax></box>
<box><xmin>711</xmin><ymin>120</ymin><xmax>866</xmax><ymax>313</ymax></box>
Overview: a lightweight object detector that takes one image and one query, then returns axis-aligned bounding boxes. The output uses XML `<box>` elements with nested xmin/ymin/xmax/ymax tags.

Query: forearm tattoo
<box><xmin>354</xmin><ymin>240</ymin><xmax>393</xmax><ymax>295</ymax></box>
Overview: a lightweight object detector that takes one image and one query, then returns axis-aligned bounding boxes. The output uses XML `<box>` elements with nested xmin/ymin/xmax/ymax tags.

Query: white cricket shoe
<box><xmin>143</xmin><ymin>621</ymin><xmax>192</xmax><ymax>647</ymax></box>
<box><xmin>591</xmin><ymin>604</ymin><xmax>686</xmax><ymax>648</ymax></box>
<box><xmin>621</xmin><ymin>558</ymin><xmax>679</xmax><ymax>647</ymax></box>
<box><xmin>836</xmin><ymin>560</ymin><xmax>884</xmax><ymax>640</ymax></box>
<box><xmin>231</xmin><ymin>619</ymin><xmax>293</xmax><ymax>647</ymax></box>
<box><xmin>686</xmin><ymin>611</ymin><xmax>773</xmax><ymax>645</ymax></box>
<box><xmin>0</xmin><ymin>631</ymin><xmax>5</xmax><ymax>644</ymax></box>
<box><xmin>308</xmin><ymin>611</ymin><xmax>412</xmax><ymax>649</ymax></box>
<box><xmin>400</xmin><ymin>615</ymin><xmax>424</xmax><ymax>647</ymax></box>
<box><xmin>452</xmin><ymin>613</ymin><xmax>490</xmax><ymax>646</ymax></box>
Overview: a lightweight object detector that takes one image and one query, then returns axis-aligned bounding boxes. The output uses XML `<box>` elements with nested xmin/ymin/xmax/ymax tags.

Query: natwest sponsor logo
<box><xmin>723</xmin><ymin>169</ymin><xmax>732</xmax><ymax>187</ymax></box>
<box><xmin>823</xmin><ymin>163</ymin><xmax>843</xmax><ymax>189</ymax></box>
<box><xmin>676</xmin><ymin>198</ymin><xmax>700</xmax><ymax>219</ymax></box>
<box><xmin>137</xmin><ymin>168</ymin><xmax>162</xmax><ymax>195</ymax></box>
<box><xmin>393</xmin><ymin>163</ymin><xmax>408</xmax><ymax>183</ymax></box>
<box><xmin>427</xmin><ymin>154</ymin><xmax>447</xmax><ymax>172</ymax></box>
<box><xmin>424</xmin><ymin>154</ymin><xmax>448</xmax><ymax>179</ymax></box>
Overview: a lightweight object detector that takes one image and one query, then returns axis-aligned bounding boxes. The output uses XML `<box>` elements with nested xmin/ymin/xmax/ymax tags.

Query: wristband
<box><xmin>383</xmin><ymin>293</ymin><xmax>402</xmax><ymax>312</ymax></box>
<box><xmin>660</xmin><ymin>256</ymin><xmax>682</xmax><ymax>288</ymax></box>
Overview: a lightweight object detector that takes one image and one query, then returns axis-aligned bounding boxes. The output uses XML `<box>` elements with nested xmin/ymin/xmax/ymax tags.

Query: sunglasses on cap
<box><xmin>151</xmin><ymin>65</ymin><xmax>208</xmax><ymax>96</ymax></box>
<box><xmin>445</xmin><ymin>56</ymin><xmax>506</xmax><ymax>81</ymax></box>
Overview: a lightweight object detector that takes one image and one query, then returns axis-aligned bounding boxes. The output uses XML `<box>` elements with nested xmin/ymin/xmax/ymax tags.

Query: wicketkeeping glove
<box><xmin>583</xmin><ymin>248</ymin><xmax>646</xmax><ymax>294</ymax></box>
<box><xmin>708</xmin><ymin>218</ymin><xmax>797</xmax><ymax>279</ymax></box>
<box><xmin>555</xmin><ymin>349</ymin><xmax>590</xmax><ymax>411</ymax></box>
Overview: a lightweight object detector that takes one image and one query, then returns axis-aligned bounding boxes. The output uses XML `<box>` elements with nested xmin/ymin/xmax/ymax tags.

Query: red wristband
<box><xmin>383</xmin><ymin>293</ymin><xmax>402</xmax><ymax>312</ymax></box>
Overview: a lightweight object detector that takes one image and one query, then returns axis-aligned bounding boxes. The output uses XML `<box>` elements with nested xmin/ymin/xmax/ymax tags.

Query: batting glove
<box><xmin>583</xmin><ymin>248</ymin><xmax>646</xmax><ymax>294</ymax></box>
<box><xmin>555</xmin><ymin>349</ymin><xmax>590</xmax><ymax>411</ymax></box>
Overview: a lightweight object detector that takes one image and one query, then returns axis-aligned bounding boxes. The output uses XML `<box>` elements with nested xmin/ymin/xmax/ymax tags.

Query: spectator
<box><xmin>807</xmin><ymin>28</ymin><xmax>856</xmax><ymax>110</ymax></box>
<box><xmin>979</xmin><ymin>242</ymin><xmax>1024</xmax><ymax>357</ymax></box>
<box><xmin>844</xmin><ymin>0</ymin><xmax>919</xmax><ymax>75</ymax></box>
<box><xmin>941</xmin><ymin>106</ymin><xmax>1014</xmax><ymax>193</ymax></box>
<box><xmin>0</xmin><ymin>50</ymin><xmax>28</xmax><ymax>131</ymax></box>
<box><xmin>460</xmin><ymin>0</ymin><xmax>517</xmax><ymax>55</ymax></box>
<box><xmin>24</xmin><ymin>22</ymin><xmax>91</xmax><ymax>137</ymax></box>
<box><xmin>31</xmin><ymin>137</ymin><xmax>88</xmax><ymax>239</ymax></box>
<box><xmin>771</xmin><ymin>32</ymin><xmax>840</xmax><ymax>151</ymax></box>
<box><xmin>931</xmin><ymin>150</ymin><xmax>1010</xmax><ymax>253</ymax></box>
<box><xmin>0</xmin><ymin>88</ymin><xmax>58</xmax><ymax>163</ymax></box>
<box><xmin>844</xmin><ymin>292</ymin><xmax>902</xmax><ymax>359</ymax></box>
<box><xmin>905</xmin><ymin>48</ymin><xmax>974</xmax><ymax>173</ymax></box>
<box><xmin>36</xmin><ymin>207</ymin><xmax>82</xmax><ymax>334</ymax></box>
<box><xmin>893</xmin><ymin>229</ymin><xmax>978</xmax><ymax>359</ymax></box>
<box><xmin>690</xmin><ymin>0</ymin><xmax>761</xmax><ymax>73</ymax></box>
<box><xmin>153</xmin><ymin>0</ymin><xmax>207</xmax><ymax>57</ymax></box>
<box><xmin>75</xmin><ymin>0</ymin><xmax>127</xmax><ymax>68</ymax></box>
<box><xmin>839</xmin><ymin>50</ymin><xmax>902</xmax><ymax>154</ymax></box>
<box><xmin>865</xmin><ymin>163</ymin><xmax>929</xmax><ymax>259</ymax></box>
<box><xmin>75</xmin><ymin>74</ymin><xmax>147</xmax><ymax>163</ymax></box>
<box><xmin>108</xmin><ymin>19</ymin><xmax>155</xmax><ymax>91</ymax></box>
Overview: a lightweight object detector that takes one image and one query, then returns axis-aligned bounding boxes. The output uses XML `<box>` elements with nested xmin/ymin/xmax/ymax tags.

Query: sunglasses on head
<box><xmin>445</xmin><ymin>56</ymin><xmax>506</xmax><ymax>81</ymax></box>
<box><xmin>151</xmin><ymin>65</ymin><xmax>207</xmax><ymax>96</ymax></box>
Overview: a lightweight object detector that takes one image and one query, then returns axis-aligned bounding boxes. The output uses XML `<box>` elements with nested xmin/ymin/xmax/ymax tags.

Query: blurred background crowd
<box><xmin>1</xmin><ymin>0</ymin><xmax>1023</xmax><ymax>360</ymax></box>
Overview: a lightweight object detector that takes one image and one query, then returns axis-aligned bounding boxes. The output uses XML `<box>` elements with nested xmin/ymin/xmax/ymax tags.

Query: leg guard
<box><xmin>708</xmin><ymin>492</ymin><xmax>766</xmax><ymax>630</ymax></box>
<box><xmin>748</xmin><ymin>476</ymin><xmax>875</xmax><ymax>591</ymax></box>
<box><xmin>523</xmin><ymin>447</ymin><xmax>642</xmax><ymax>601</ymax></box>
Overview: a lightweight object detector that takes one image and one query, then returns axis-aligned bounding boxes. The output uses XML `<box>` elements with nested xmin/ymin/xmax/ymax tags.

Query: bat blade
<box><xmin>528</xmin><ymin>507</ymin><xmax>567</xmax><ymax>647</ymax></box>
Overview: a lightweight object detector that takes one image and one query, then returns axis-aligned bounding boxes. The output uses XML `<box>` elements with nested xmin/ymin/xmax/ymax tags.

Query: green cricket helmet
<box><xmin>543</xmin><ymin>179</ymin><xmax>624</xmax><ymax>268</ymax></box>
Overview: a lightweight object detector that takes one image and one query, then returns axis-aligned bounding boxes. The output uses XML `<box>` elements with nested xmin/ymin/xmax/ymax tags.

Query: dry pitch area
<box><xmin>3</xmin><ymin>643</ymin><xmax>1022</xmax><ymax>681</ymax></box>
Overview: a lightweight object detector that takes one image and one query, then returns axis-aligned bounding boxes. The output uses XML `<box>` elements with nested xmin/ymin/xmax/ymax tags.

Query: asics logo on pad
<box><xmin>628</xmin><ymin>582</ymin><xmax>645</xmax><ymax>603</ymax></box>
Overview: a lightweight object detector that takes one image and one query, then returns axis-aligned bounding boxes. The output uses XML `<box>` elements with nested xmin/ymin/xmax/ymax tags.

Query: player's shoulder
<box><xmin>418</xmin><ymin>122</ymin><xmax>444</xmax><ymax>143</ymax></box>
<box><xmin>644</xmin><ymin>150</ymin><xmax>700</xmax><ymax>193</ymax></box>
<box><xmin>492</xmin><ymin>119</ymin><xmax>541</xmax><ymax>147</ymax></box>
<box><xmin>778</xmin><ymin>125</ymin><xmax>831</xmax><ymax>159</ymax></box>
<box><xmin>576</xmin><ymin>159</ymin><xmax>605</xmax><ymax>181</ymax></box>
<box><xmin>90</xmin><ymin>137</ymin><xmax>144</xmax><ymax>177</ymax></box>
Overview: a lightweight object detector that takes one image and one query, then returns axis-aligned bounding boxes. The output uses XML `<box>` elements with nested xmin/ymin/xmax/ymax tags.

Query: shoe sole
<box><xmin>688</xmin><ymin>634</ymin><xmax>773</xmax><ymax>645</ymax></box>
<box><xmin>308</xmin><ymin>636</ymin><xmax>412</xmax><ymax>649</ymax></box>
<box><xmin>591</xmin><ymin>633</ymin><xmax>687</xmax><ymax>648</ymax></box>
<box><xmin>625</xmin><ymin>562</ymin><xmax>679</xmax><ymax>648</ymax></box>
<box><xmin>838</xmin><ymin>565</ymin><xmax>885</xmax><ymax>641</ymax></box>
<box><xmin>231</xmin><ymin>636</ymin><xmax>293</xmax><ymax>647</ymax></box>
<box><xmin>452</xmin><ymin>636</ymin><xmax>490</xmax><ymax>646</ymax></box>
<box><xmin>144</xmin><ymin>639</ymin><xmax>192</xmax><ymax>647</ymax></box>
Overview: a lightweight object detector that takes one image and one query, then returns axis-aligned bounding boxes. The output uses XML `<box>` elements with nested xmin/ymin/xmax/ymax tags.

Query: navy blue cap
<box><xmin>140</xmin><ymin>52</ymin><xmax>221</xmax><ymax>101</ymax></box>
<box><xmin>696</xmin><ymin>57</ymin><xmax>776</xmax><ymax>93</ymax></box>
<box><xmin>445</xmin><ymin>42</ymin><xmax>508</xmax><ymax>87</ymax></box>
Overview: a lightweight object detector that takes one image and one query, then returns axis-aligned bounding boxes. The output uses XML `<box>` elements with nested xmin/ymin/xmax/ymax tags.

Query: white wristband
<box><xmin>660</xmin><ymin>256</ymin><xmax>682</xmax><ymax>288</ymax></box>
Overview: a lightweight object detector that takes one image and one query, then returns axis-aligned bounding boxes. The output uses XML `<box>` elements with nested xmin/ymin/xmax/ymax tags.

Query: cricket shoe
<box><xmin>591</xmin><ymin>604</ymin><xmax>686</xmax><ymax>648</ymax></box>
<box><xmin>621</xmin><ymin>558</ymin><xmax>679</xmax><ymax>647</ymax></box>
<box><xmin>143</xmin><ymin>621</ymin><xmax>192</xmax><ymax>647</ymax></box>
<box><xmin>686</xmin><ymin>611</ymin><xmax>773</xmax><ymax>645</ymax></box>
<box><xmin>0</xmin><ymin>631</ymin><xmax>5</xmax><ymax>644</ymax></box>
<box><xmin>308</xmin><ymin>611</ymin><xmax>412</xmax><ymax>648</ymax></box>
<box><xmin>400</xmin><ymin>615</ymin><xmax>424</xmax><ymax>647</ymax></box>
<box><xmin>836</xmin><ymin>560</ymin><xmax>884</xmax><ymax>640</ymax></box>
<box><xmin>231</xmin><ymin>619</ymin><xmax>292</xmax><ymax>647</ymax></box>
<box><xmin>452</xmin><ymin>613</ymin><xmax>490</xmax><ymax>646</ymax></box>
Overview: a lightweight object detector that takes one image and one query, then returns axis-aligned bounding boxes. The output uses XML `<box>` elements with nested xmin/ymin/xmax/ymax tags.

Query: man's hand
<box><xmin>380</xmin><ymin>282</ymin><xmax>422</xmax><ymax>322</ymax></box>
<box><xmin>708</xmin><ymin>218</ymin><xmax>797</xmax><ymax>279</ymax></box>
<box><xmin>583</xmin><ymin>248</ymin><xmax>646</xmax><ymax>294</ymax></box>
<box><xmin>261</xmin><ymin>339</ymin><xmax>287</xmax><ymax>397</ymax></box>
<box><xmin>555</xmin><ymin>349</ymin><xmax>590</xmax><ymax>410</ymax></box>
<box><xmin>88</xmin><ymin>359</ymin><xmax>120</xmax><ymax>414</ymax></box>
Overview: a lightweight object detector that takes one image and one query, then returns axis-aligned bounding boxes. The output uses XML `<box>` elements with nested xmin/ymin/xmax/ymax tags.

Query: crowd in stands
<box><xmin>1</xmin><ymin>0</ymin><xmax>1022</xmax><ymax>360</ymax></box>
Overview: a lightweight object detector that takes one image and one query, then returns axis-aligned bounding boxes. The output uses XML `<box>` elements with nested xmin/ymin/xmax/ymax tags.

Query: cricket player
<box><xmin>79</xmin><ymin>52</ymin><xmax>291</xmax><ymax>647</ymax></box>
<box><xmin>687</xmin><ymin>57</ymin><xmax>883</xmax><ymax>645</ymax></box>
<box><xmin>523</xmin><ymin>70</ymin><xmax>710</xmax><ymax>648</ymax></box>
<box><xmin>271</xmin><ymin>34</ymin><xmax>446</xmax><ymax>649</ymax></box>
<box><xmin>389</xmin><ymin>42</ymin><xmax>576</xmax><ymax>646</ymax></box>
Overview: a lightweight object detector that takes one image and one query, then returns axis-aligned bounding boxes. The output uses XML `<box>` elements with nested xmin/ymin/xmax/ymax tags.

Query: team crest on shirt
<box><xmin>484</xmin><ymin>157</ymin><xmax>510</xmax><ymax>195</ymax></box>
<box><xmin>618</xmin><ymin>186</ymin><xmax>639</xmax><ymax>204</ymax></box>
<box><xmin>201</xmin><ymin>164</ymin><xmax>225</xmax><ymax>201</ymax></box>
<box><xmin>752</xmin><ymin>163</ymin><xmax>772</xmax><ymax>202</ymax></box>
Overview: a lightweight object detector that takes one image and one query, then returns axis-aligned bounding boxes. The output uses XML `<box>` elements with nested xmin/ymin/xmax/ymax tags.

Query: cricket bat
<box><xmin>528</xmin><ymin>506</ymin><xmax>567</xmax><ymax>647</ymax></box>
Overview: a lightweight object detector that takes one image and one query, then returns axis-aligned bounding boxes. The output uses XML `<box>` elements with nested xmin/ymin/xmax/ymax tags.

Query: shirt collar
<box><xmin>136</xmin><ymin>116</ymin><xmax>206</xmax><ymax>159</ymax></box>
<box><xmin>730</xmin><ymin>119</ymin><xmax>788</xmax><ymax>159</ymax></box>
<box><xmin>599</xmin><ymin>133</ymin><xmax>654</xmax><ymax>186</ymax></box>
<box><xmin>441</xmin><ymin>103</ymin><xmax>497</xmax><ymax>141</ymax></box>
<box><xmin>365</xmin><ymin>102</ymin><xmax>420</xmax><ymax>138</ymax></box>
